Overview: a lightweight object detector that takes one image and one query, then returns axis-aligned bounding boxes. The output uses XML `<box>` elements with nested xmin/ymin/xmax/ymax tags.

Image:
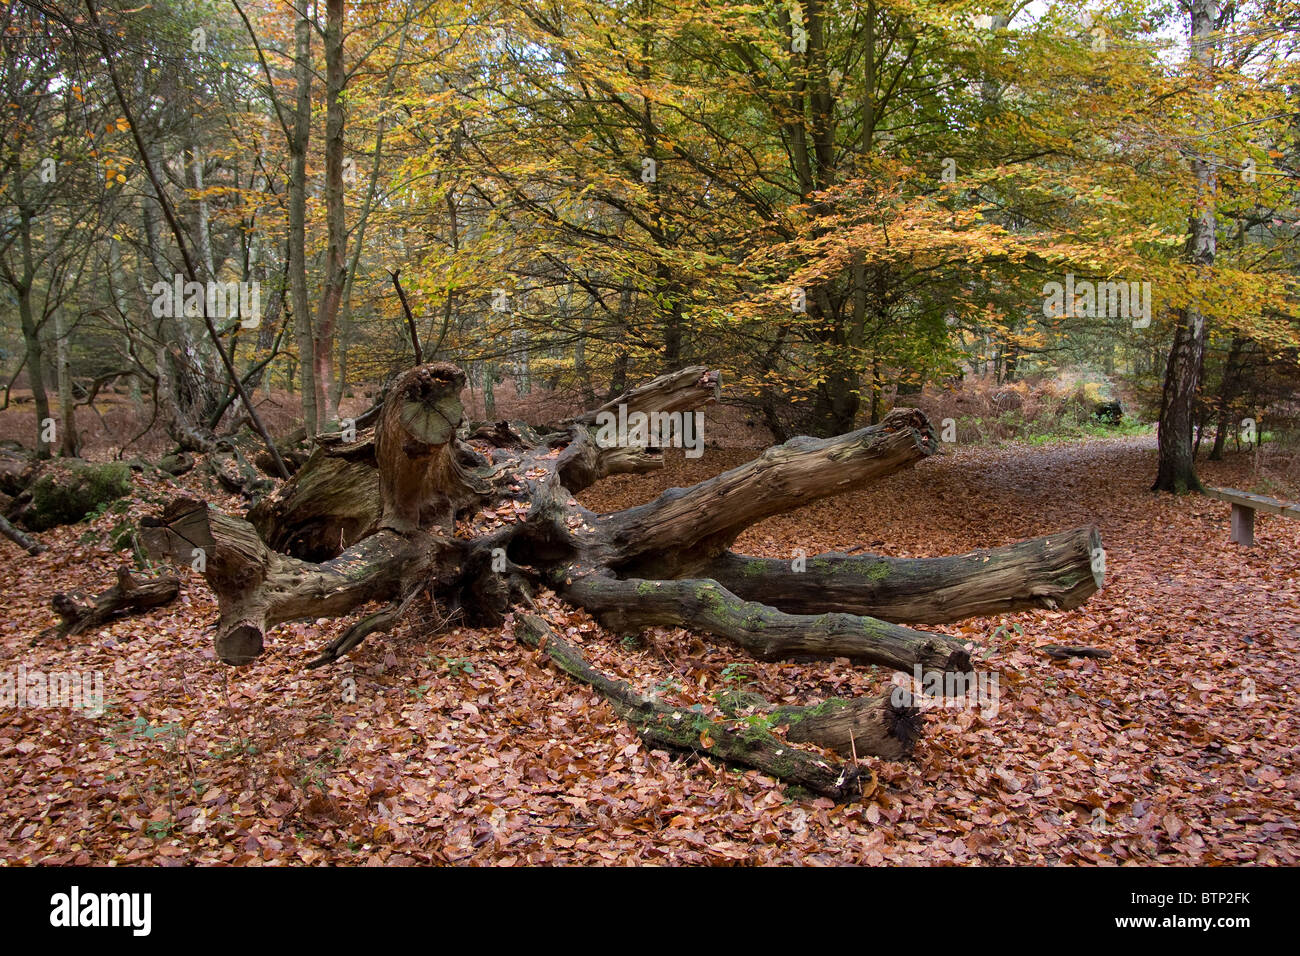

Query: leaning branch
<box><xmin>0</xmin><ymin>513</ymin><xmax>44</xmax><ymax>556</ymax></box>
<box><xmin>603</xmin><ymin>408</ymin><xmax>938</xmax><ymax>576</ymax></box>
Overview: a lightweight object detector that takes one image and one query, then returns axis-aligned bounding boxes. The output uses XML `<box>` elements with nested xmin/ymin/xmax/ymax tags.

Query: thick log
<box><xmin>603</xmin><ymin>408</ymin><xmax>938</xmax><ymax>577</ymax></box>
<box><xmin>556</xmin><ymin>426</ymin><xmax>667</xmax><ymax>494</ymax></box>
<box><xmin>559</xmin><ymin>367</ymin><xmax>720</xmax><ymax>492</ymax></box>
<box><xmin>141</xmin><ymin>497</ymin><xmax>436</xmax><ymax>664</ymax></box>
<box><xmin>773</xmin><ymin>696</ymin><xmax>921</xmax><ymax>762</ymax></box>
<box><xmin>573</xmin><ymin>366</ymin><xmax>720</xmax><ymax>426</ymax></box>
<box><xmin>47</xmin><ymin>566</ymin><xmax>179</xmax><ymax>638</ymax></box>
<box><xmin>514</xmin><ymin>612</ymin><xmax>865</xmax><ymax>800</ymax></box>
<box><xmin>695</xmin><ymin>526</ymin><xmax>1103</xmax><ymax>624</ymax></box>
<box><xmin>565</xmin><ymin>576</ymin><xmax>972</xmax><ymax>674</ymax></box>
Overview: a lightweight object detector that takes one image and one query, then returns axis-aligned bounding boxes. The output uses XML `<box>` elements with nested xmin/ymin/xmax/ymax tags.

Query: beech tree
<box><xmin>1153</xmin><ymin>0</ymin><xmax>1219</xmax><ymax>494</ymax></box>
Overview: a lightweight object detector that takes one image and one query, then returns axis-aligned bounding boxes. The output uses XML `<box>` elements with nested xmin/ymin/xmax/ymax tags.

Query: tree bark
<box><xmin>695</xmin><ymin>526</ymin><xmax>1102</xmax><ymax>624</ymax></box>
<box><xmin>313</xmin><ymin>0</ymin><xmax>347</xmax><ymax>427</ymax></box>
<box><xmin>9</xmin><ymin>164</ymin><xmax>52</xmax><ymax>457</ymax></box>
<box><xmin>1153</xmin><ymin>0</ymin><xmax>1218</xmax><ymax>494</ymax></box>
<box><xmin>289</xmin><ymin>3</ymin><xmax>318</xmax><ymax>435</ymax></box>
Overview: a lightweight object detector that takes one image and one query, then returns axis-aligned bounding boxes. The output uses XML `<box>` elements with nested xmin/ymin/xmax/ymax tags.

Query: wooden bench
<box><xmin>1204</xmin><ymin>487</ymin><xmax>1300</xmax><ymax>546</ymax></box>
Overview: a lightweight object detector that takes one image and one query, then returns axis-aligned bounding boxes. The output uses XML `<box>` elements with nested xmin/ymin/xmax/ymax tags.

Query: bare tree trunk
<box><xmin>44</xmin><ymin>225</ymin><xmax>79</xmax><ymax>458</ymax></box>
<box><xmin>51</xmin><ymin>297</ymin><xmax>77</xmax><ymax>457</ymax></box>
<box><xmin>10</xmin><ymin>165</ymin><xmax>52</xmax><ymax>457</ymax></box>
<box><xmin>312</xmin><ymin>0</ymin><xmax>347</xmax><ymax>428</ymax></box>
<box><xmin>289</xmin><ymin>3</ymin><xmax>318</xmax><ymax>434</ymax></box>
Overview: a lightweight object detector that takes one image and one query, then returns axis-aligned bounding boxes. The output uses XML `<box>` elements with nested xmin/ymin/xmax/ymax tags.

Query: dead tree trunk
<box><xmin>132</xmin><ymin>362</ymin><xmax>1104</xmax><ymax>797</ymax></box>
<box><xmin>45</xmin><ymin>566</ymin><xmax>180</xmax><ymax>639</ymax></box>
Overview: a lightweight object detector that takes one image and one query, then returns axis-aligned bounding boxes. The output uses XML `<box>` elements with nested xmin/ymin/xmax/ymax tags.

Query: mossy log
<box><xmin>11</xmin><ymin>461</ymin><xmax>132</xmax><ymax>531</ymax></box>
<box><xmin>564</xmin><ymin>576</ymin><xmax>972</xmax><ymax>674</ymax></box>
<box><xmin>515</xmin><ymin>612</ymin><xmax>868</xmax><ymax>799</ymax></box>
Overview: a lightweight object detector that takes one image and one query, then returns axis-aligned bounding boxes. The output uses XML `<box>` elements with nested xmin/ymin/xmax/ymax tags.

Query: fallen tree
<box><xmin>46</xmin><ymin>566</ymin><xmax>180</xmax><ymax>639</ymax></box>
<box><xmin>129</xmin><ymin>361</ymin><xmax>1104</xmax><ymax>798</ymax></box>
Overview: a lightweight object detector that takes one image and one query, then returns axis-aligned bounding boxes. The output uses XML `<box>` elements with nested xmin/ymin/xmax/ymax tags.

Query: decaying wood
<box><xmin>0</xmin><ymin>513</ymin><xmax>44</xmax><ymax>556</ymax></box>
<box><xmin>514</xmin><ymin>612</ymin><xmax>866</xmax><ymax>799</ymax></box>
<box><xmin>714</xmin><ymin>688</ymin><xmax>922</xmax><ymax>762</ymax></box>
<box><xmin>773</xmin><ymin>696</ymin><xmax>921</xmax><ymax>763</ymax></box>
<box><xmin>250</xmin><ymin>366</ymin><xmax>721</xmax><ymax>559</ymax></box>
<box><xmin>696</xmin><ymin>526</ymin><xmax>1103</xmax><ymax>624</ymax></box>
<box><xmin>600</xmin><ymin>408</ymin><xmax>939</xmax><ymax>578</ymax></box>
<box><xmin>564</xmin><ymin>576</ymin><xmax>972</xmax><ymax>674</ymax></box>
<box><xmin>116</xmin><ymin>360</ymin><xmax>1107</xmax><ymax>798</ymax></box>
<box><xmin>140</xmin><ymin>497</ymin><xmax>445</xmax><ymax>665</ymax></box>
<box><xmin>248</xmin><ymin>451</ymin><xmax>380</xmax><ymax>560</ymax></box>
<box><xmin>46</xmin><ymin>566</ymin><xmax>179</xmax><ymax>638</ymax></box>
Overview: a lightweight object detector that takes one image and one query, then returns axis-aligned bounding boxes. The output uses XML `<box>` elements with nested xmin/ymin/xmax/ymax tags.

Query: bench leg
<box><xmin>1230</xmin><ymin>503</ymin><xmax>1255</xmax><ymax>546</ymax></box>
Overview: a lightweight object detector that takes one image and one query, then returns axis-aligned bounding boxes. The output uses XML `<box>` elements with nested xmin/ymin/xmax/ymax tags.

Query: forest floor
<box><xmin>1</xmin><ymin>433</ymin><xmax>1297</xmax><ymax>865</ymax></box>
